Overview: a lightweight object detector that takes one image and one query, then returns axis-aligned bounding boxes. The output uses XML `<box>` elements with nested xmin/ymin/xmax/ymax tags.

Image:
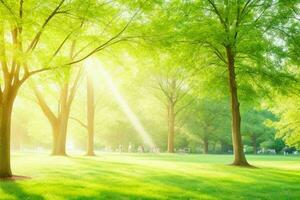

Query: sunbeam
<box><xmin>85</xmin><ymin>58</ymin><xmax>156</xmax><ymax>149</ymax></box>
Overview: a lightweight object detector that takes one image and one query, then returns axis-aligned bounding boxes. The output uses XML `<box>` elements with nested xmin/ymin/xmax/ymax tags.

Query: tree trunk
<box><xmin>51</xmin><ymin>123</ymin><xmax>60</xmax><ymax>155</ymax></box>
<box><xmin>53</xmin><ymin>84</ymin><xmax>69</xmax><ymax>156</ymax></box>
<box><xmin>226</xmin><ymin>46</ymin><xmax>249</xmax><ymax>166</ymax></box>
<box><xmin>86</xmin><ymin>74</ymin><xmax>95</xmax><ymax>156</ymax></box>
<box><xmin>220</xmin><ymin>141</ymin><xmax>228</xmax><ymax>154</ymax></box>
<box><xmin>54</xmin><ymin>110</ymin><xmax>69</xmax><ymax>155</ymax></box>
<box><xmin>0</xmin><ymin>89</ymin><xmax>17</xmax><ymax>178</ymax></box>
<box><xmin>252</xmin><ymin>135</ymin><xmax>257</xmax><ymax>154</ymax></box>
<box><xmin>167</xmin><ymin>102</ymin><xmax>175</xmax><ymax>153</ymax></box>
<box><xmin>203</xmin><ymin>138</ymin><xmax>209</xmax><ymax>154</ymax></box>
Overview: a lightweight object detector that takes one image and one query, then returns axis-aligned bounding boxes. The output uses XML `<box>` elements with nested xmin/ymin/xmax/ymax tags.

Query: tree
<box><xmin>0</xmin><ymin>0</ymin><xmax>72</xmax><ymax>178</ymax></box>
<box><xmin>184</xmin><ymin>98</ymin><xmax>230</xmax><ymax>154</ymax></box>
<box><xmin>86</xmin><ymin>68</ymin><xmax>96</xmax><ymax>156</ymax></box>
<box><xmin>260</xmin><ymin>138</ymin><xmax>285</xmax><ymax>154</ymax></box>
<box><xmin>70</xmin><ymin>68</ymin><xmax>96</xmax><ymax>156</ymax></box>
<box><xmin>152</xmin><ymin>0</ymin><xmax>297</xmax><ymax>166</ymax></box>
<box><xmin>242</xmin><ymin>109</ymin><xmax>276</xmax><ymax>154</ymax></box>
<box><xmin>32</xmin><ymin>64</ymin><xmax>82</xmax><ymax>155</ymax></box>
<box><xmin>153</xmin><ymin>59</ymin><xmax>194</xmax><ymax>153</ymax></box>
<box><xmin>267</xmin><ymin>95</ymin><xmax>300</xmax><ymax>149</ymax></box>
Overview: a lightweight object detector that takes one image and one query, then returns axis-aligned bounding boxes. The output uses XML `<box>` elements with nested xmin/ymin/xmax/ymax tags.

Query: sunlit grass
<box><xmin>0</xmin><ymin>153</ymin><xmax>299</xmax><ymax>200</ymax></box>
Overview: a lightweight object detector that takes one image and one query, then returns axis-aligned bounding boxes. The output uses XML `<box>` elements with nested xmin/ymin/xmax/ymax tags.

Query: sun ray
<box><xmin>84</xmin><ymin>58</ymin><xmax>156</xmax><ymax>149</ymax></box>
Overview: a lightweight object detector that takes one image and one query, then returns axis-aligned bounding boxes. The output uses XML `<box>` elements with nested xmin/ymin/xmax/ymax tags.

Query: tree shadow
<box><xmin>0</xmin><ymin>181</ymin><xmax>44</xmax><ymax>200</ymax></box>
<box><xmin>67</xmin><ymin>157</ymin><xmax>300</xmax><ymax>199</ymax></box>
<box><xmin>2</xmin><ymin>153</ymin><xmax>299</xmax><ymax>200</ymax></box>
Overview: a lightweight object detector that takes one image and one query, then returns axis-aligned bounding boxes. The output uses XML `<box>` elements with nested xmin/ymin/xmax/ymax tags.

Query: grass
<box><xmin>0</xmin><ymin>152</ymin><xmax>300</xmax><ymax>200</ymax></box>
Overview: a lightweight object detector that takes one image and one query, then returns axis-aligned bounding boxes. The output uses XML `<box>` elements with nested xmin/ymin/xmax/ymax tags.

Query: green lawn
<box><xmin>0</xmin><ymin>152</ymin><xmax>300</xmax><ymax>200</ymax></box>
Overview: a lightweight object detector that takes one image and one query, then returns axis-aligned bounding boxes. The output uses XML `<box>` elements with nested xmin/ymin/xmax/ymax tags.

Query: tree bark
<box><xmin>167</xmin><ymin>102</ymin><xmax>175</xmax><ymax>153</ymax></box>
<box><xmin>55</xmin><ymin>113</ymin><xmax>69</xmax><ymax>155</ymax></box>
<box><xmin>33</xmin><ymin>83</ymin><xmax>70</xmax><ymax>156</ymax></box>
<box><xmin>226</xmin><ymin>46</ymin><xmax>249</xmax><ymax>166</ymax></box>
<box><xmin>53</xmin><ymin>83</ymin><xmax>69</xmax><ymax>155</ymax></box>
<box><xmin>51</xmin><ymin>123</ymin><xmax>60</xmax><ymax>155</ymax></box>
<box><xmin>50</xmin><ymin>105</ymin><xmax>72</xmax><ymax>156</ymax></box>
<box><xmin>86</xmin><ymin>74</ymin><xmax>95</xmax><ymax>156</ymax></box>
<box><xmin>0</xmin><ymin>88</ymin><xmax>17</xmax><ymax>178</ymax></box>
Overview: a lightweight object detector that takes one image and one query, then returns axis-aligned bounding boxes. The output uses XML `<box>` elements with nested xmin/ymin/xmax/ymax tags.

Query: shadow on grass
<box><xmin>32</xmin><ymin>156</ymin><xmax>300</xmax><ymax>199</ymax></box>
<box><xmin>2</xmin><ymin>154</ymin><xmax>300</xmax><ymax>200</ymax></box>
<box><xmin>0</xmin><ymin>181</ymin><xmax>44</xmax><ymax>200</ymax></box>
<box><xmin>67</xmin><ymin>191</ymin><xmax>162</xmax><ymax>200</ymax></box>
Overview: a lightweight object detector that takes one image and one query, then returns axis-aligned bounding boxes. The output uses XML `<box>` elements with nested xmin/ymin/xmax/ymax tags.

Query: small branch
<box><xmin>207</xmin><ymin>0</ymin><xmax>227</xmax><ymax>30</ymax></box>
<box><xmin>70</xmin><ymin>116</ymin><xmax>88</xmax><ymax>129</ymax></box>
<box><xmin>67</xmin><ymin>66</ymin><xmax>82</xmax><ymax>107</ymax></box>
<box><xmin>67</xmin><ymin>8</ymin><xmax>140</xmax><ymax>65</ymax></box>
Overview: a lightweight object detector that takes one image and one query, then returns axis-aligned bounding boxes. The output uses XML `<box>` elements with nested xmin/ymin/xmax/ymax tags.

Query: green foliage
<box><xmin>2</xmin><ymin>0</ymin><xmax>299</xmax><ymax>155</ymax></box>
<box><xmin>183</xmin><ymin>98</ymin><xmax>231</xmax><ymax>153</ymax></box>
<box><xmin>241</xmin><ymin>108</ymin><xmax>277</xmax><ymax>152</ymax></box>
<box><xmin>267</xmin><ymin>94</ymin><xmax>300</xmax><ymax>149</ymax></box>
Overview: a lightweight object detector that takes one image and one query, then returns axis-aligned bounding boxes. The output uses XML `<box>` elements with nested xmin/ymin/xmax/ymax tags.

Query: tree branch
<box><xmin>67</xmin><ymin>8</ymin><xmax>140</xmax><ymax>65</ymax></box>
<box><xmin>70</xmin><ymin>116</ymin><xmax>88</xmax><ymax>129</ymax></box>
<box><xmin>26</xmin><ymin>0</ymin><xmax>66</xmax><ymax>53</ymax></box>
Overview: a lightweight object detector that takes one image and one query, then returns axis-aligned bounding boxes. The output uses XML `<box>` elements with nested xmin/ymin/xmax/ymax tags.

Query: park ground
<box><xmin>0</xmin><ymin>152</ymin><xmax>299</xmax><ymax>200</ymax></box>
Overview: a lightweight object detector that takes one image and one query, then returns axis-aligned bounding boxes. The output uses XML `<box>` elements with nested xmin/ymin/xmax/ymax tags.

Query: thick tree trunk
<box><xmin>0</xmin><ymin>90</ymin><xmax>17</xmax><ymax>178</ymax></box>
<box><xmin>226</xmin><ymin>46</ymin><xmax>249</xmax><ymax>166</ymax></box>
<box><xmin>54</xmin><ymin>111</ymin><xmax>69</xmax><ymax>155</ymax></box>
<box><xmin>167</xmin><ymin>102</ymin><xmax>175</xmax><ymax>153</ymax></box>
<box><xmin>51</xmin><ymin>123</ymin><xmax>60</xmax><ymax>155</ymax></box>
<box><xmin>0</xmin><ymin>105</ymin><xmax>13</xmax><ymax>177</ymax></box>
<box><xmin>203</xmin><ymin>138</ymin><xmax>209</xmax><ymax>154</ymax></box>
<box><xmin>86</xmin><ymin>75</ymin><xmax>95</xmax><ymax>156</ymax></box>
<box><xmin>53</xmin><ymin>84</ymin><xmax>69</xmax><ymax>156</ymax></box>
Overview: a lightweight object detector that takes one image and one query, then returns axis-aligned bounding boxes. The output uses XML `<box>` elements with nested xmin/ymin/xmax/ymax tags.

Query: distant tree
<box><xmin>184</xmin><ymin>99</ymin><xmax>230</xmax><ymax>154</ymax></box>
<box><xmin>153</xmin><ymin>60</ymin><xmax>194</xmax><ymax>153</ymax></box>
<box><xmin>260</xmin><ymin>138</ymin><xmax>285</xmax><ymax>154</ymax></box>
<box><xmin>69</xmin><ymin>69</ymin><xmax>97</xmax><ymax>156</ymax></box>
<box><xmin>242</xmin><ymin>109</ymin><xmax>276</xmax><ymax>154</ymax></box>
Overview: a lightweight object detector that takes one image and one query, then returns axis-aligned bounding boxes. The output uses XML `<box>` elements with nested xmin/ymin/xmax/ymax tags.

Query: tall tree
<box><xmin>68</xmin><ymin>71</ymin><xmax>96</xmax><ymax>156</ymax></box>
<box><xmin>32</xmin><ymin>64</ymin><xmax>82</xmax><ymax>155</ymax></box>
<box><xmin>153</xmin><ymin>62</ymin><xmax>194</xmax><ymax>153</ymax></box>
<box><xmin>86</xmin><ymin>68</ymin><xmax>96</xmax><ymax>156</ymax></box>
<box><xmin>153</xmin><ymin>0</ymin><xmax>297</xmax><ymax>166</ymax></box>
<box><xmin>0</xmin><ymin>0</ymin><xmax>71</xmax><ymax>178</ymax></box>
